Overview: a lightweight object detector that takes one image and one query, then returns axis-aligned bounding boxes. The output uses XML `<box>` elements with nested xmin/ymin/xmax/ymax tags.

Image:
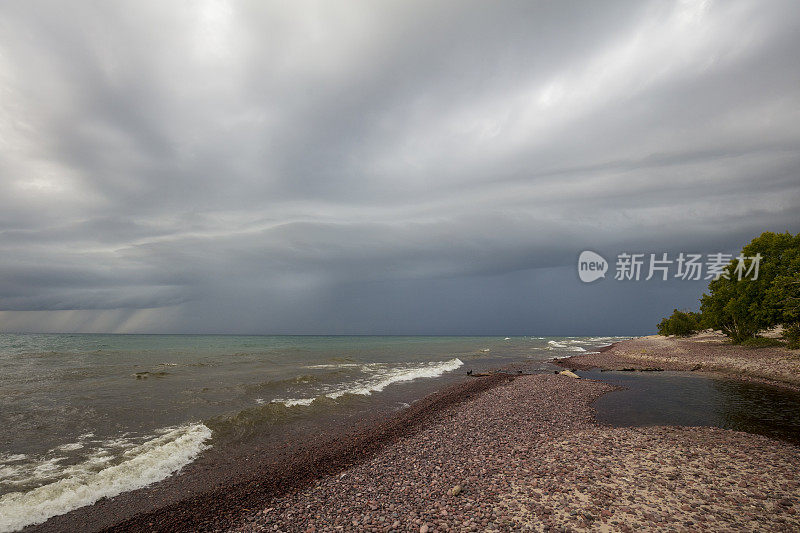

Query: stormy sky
<box><xmin>1</xmin><ymin>0</ymin><xmax>799</xmax><ymax>335</ymax></box>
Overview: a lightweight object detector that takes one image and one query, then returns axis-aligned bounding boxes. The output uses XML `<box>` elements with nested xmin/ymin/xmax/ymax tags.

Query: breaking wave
<box><xmin>0</xmin><ymin>424</ymin><xmax>211</xmax><ymax>532</ymax></box>
<box><xmin>272</xmin><ymin>358</ymin><xmax>464</xmax><ymax>407</ymax></box>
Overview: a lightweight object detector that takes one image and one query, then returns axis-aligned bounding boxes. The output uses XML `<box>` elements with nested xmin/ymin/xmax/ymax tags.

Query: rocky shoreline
<box><xmin>555</xmin><ymin>333</ymin><xmax>800</xmax><ymax>391</ymax></box>
<box><xmin>26</xmin><ymin>375</ymin><xmax>513</xmax><ymax>533</ymax></box>
<box><xmin>25</xmin><ymin>341</ymin><xmax>800</xmax><ymax>532</ymax></box>
<box><xmin>229</xmin><ymin>373</ymin><xmax>800</xmax><ymax>532</ymax></box>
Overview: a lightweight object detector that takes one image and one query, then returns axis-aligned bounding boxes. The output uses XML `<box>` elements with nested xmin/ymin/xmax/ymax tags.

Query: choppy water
<box><xmin>0</xmin><ymin>333</ymin><xmax>622</xmax><ymax>531</ymax></box>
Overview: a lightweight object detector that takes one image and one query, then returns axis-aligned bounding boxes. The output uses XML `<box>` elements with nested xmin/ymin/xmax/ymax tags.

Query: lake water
<box><xmin>0</xmin><ymin>333</ymin><xmax>621</xmax><ymax>531</ymax></box>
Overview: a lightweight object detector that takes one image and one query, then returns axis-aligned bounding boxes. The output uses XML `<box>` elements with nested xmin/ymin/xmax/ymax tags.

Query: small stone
<box><xmin>420</xmin><ymin>525</ymin><xmax>429</xmax><ymax>533</ymax></box>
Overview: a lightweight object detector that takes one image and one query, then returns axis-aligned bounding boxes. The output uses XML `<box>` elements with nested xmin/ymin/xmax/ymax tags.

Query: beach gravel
<box><xmin>231</xmin><ymin>374</ymin><xmax>800</xmax><ymax>532</ymax></box>
<box><xmin>557</xmin><ymin>333</ymin><xmax>800</xmax><ymax>389</ymax></box>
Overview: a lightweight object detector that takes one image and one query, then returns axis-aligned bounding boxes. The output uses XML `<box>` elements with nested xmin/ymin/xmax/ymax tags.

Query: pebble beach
<box><xmin>231</xmin><ymin>373</ymin><xmax>800</xmax><ymax>532</ymax></box>
<box><xmin>24</xmin><ymin>337</ymin><xmax>800</xmax><ymax>532</ymax></box>
<box><xmin>557</xmin><ymin>333</ymin><xmax>800</xmax><ymax>390</ymax></box>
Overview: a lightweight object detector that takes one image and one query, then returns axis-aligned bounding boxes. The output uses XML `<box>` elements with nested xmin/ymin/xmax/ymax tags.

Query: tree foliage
<box><xmin>699</xmin><ymin>232</ymin><xmax>800</xmax><ymax>343</ymax></box>
<box><xmin>657</xmin><ymin>309</ymin><xmax>702</xmax><ymax>337</ymax></box>
<box><xmin>658</xmin><ymin>232</ymin><xmax>800</xmax><ymax>345</ymax></box>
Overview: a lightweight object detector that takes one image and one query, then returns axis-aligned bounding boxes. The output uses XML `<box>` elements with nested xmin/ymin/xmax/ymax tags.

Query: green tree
<box><xmin>657</xmin><ymin>309</ymin><xmax>702</xmax><ymax>337</ymax></box>
<box><xmin>764</xmin><ymin>234</ymin><xmax>800</xmax><ymax>347</ymax></box>
<box><xmin>700</xmin><ymin>232</ymin><xmax>800</xmax><ymax>343</ymax></box>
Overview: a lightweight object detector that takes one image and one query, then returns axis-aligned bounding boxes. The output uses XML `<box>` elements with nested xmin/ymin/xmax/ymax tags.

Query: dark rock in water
<box><xmin>691</xmin><ymin>364</ymin><xmax>702</xmax><ymax>371</ymax></box>
<box><xmin>133</xmin><ymin>371</ymin><xmax>169</xmax><ymax>379</ymax></box>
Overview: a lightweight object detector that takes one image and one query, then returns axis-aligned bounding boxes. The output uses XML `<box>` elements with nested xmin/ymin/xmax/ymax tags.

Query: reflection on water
<box><xmin>582</xmin><ymin>369</ymin><xmax>800</xmax><ymax>444</ymax></box>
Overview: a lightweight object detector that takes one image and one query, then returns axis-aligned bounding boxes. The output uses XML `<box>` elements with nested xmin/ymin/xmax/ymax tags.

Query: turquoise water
<box><xmin>0</xmin><ymin>333</ymin><xmax>623</xmax><ymax>531</ymax></box>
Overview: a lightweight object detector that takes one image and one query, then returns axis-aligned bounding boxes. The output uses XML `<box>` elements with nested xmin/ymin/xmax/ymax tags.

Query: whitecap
<box><xmin>272</xmin><ymin>358</ymin><xmax>464</xmax><ymax>407</ymax></box>
<box><xmin>56</xmin><ymin>443</ymin><xmax>83</xmax><ymax>452</ymax></box>
<box><xmin>0</xmin><ymin>423</ymin><xmax>211</xmax><ymax>532</ymax></box>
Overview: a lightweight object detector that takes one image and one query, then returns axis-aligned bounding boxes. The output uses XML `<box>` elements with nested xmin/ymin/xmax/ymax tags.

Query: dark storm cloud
<box><xmin>0</xmin><ymin>0</ymin><xmax>799</xmax><ymax>333</ymax></box>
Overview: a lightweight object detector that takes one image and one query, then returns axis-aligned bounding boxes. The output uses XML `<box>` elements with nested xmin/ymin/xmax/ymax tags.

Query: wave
<box><xmin>221</xmin><ymin>359</ymin><xmax>464</xmax><ymax>431</ymax></box>
<box><xmin>547</xmin><ymin>341</ymin><xmax>567</xmax><ymax>349</ymax></box>
<box><xmin>206</xmin><ymin>401</ymin><xmax>315</xmax><ymax>441</ymax></box>
<box><xmin>0</xmin><ymin>424</ymin><xmax>211</xmax><ymax>532</ymax></box>
<box><xmin>547</xmin><ymin>340</ymin><xmax>604</xmax><ymax>351</ymax></box>
<box><xmin>240</xmin><ymin>373</ymin><xmax>324</xmax><ymax>394</ymax></box>
<box><xmin>304</xmin><ymin>363</ymin><xmax>361</xmax><ymax>369</ymax></box>
<box><xmin>272</xmin><ymin>358</ymin><xmax>464</xmax><ymax>407</ymax></box>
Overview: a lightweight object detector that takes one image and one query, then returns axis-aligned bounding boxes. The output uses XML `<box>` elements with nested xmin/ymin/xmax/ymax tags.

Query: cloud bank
<box><xmin>1</xmin><ymin>0</ymin><xmax>799</xmax><ymax>334</ymax></box>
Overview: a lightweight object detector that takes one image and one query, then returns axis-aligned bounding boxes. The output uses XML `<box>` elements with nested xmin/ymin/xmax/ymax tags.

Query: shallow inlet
<box><xmin>582</xmin><ymin>369</ymin><xmax>800</xmax><ymax>444</ymax></box>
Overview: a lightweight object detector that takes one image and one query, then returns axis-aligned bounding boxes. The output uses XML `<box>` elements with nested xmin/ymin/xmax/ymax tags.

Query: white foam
<box><xmin>303</xmin><ymin>363</ymin><xmax>361</xmax><ymax>369</ymax></box>
<box><xmin>586</xmin><ymin>336</ymin><xmax>628</xmax><ymax>342</ymax></box>
<box><xmin>56</xmin><ymin>443</ymin><xmax>83</xmax><ymax>452</ymax></box>
<box><xmin>273</xmin><ymin>358</ymin><xmax>464</xmax><ymax>407</ymax></box>
<box><xmin>275</xmin><ymin>397</ymin><xmax>315</xmax><ymax>407</ymax></box>
<box><xmin>547</xmin><ymin>341</ymin><xmax>567</xmax><ymax>349</ymax></box>
<box><xmin>0</xmin><ymin>423</ymin><xmax>211</xmax><ymax>533</ymax></box>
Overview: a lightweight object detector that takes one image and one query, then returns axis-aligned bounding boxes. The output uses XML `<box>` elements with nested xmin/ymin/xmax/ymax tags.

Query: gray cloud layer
<box><xmin>1</xmin><ymin>0</ymin><xmax>799</xmax><ymax>334</ymax></box>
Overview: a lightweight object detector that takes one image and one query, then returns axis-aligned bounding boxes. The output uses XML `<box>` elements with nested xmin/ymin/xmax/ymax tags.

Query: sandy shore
<box><xmin>231</xmin><ymin>374</ymin><xmax>800</xmax><ymax>532</ymax></box>
<box><xmin>556</xmin><ymin>333</ymin><xmax>800</xmax><ymax>390</ymax></box>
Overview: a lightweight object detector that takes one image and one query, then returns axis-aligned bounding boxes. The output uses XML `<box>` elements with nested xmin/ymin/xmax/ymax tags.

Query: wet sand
<box><xmin>556</xmin><ymin>333</ymin><xmax>800</xmax><ymax>390</ymax></box>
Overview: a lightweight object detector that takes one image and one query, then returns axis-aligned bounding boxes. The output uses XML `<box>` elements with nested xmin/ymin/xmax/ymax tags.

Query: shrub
<box><xmin>657</xmin><ymin>309</ymin><xmax>702</xmax><ymax>337</ymax></box>
<box><xmin>740</xmin><ymin>337</ymin><xmax>785</xmax><ymax>348</ymax></box>
<box><xmin>783</xmin><ymin>323</ymin><xmax>800</xmax><ymax>350</ymax></box>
